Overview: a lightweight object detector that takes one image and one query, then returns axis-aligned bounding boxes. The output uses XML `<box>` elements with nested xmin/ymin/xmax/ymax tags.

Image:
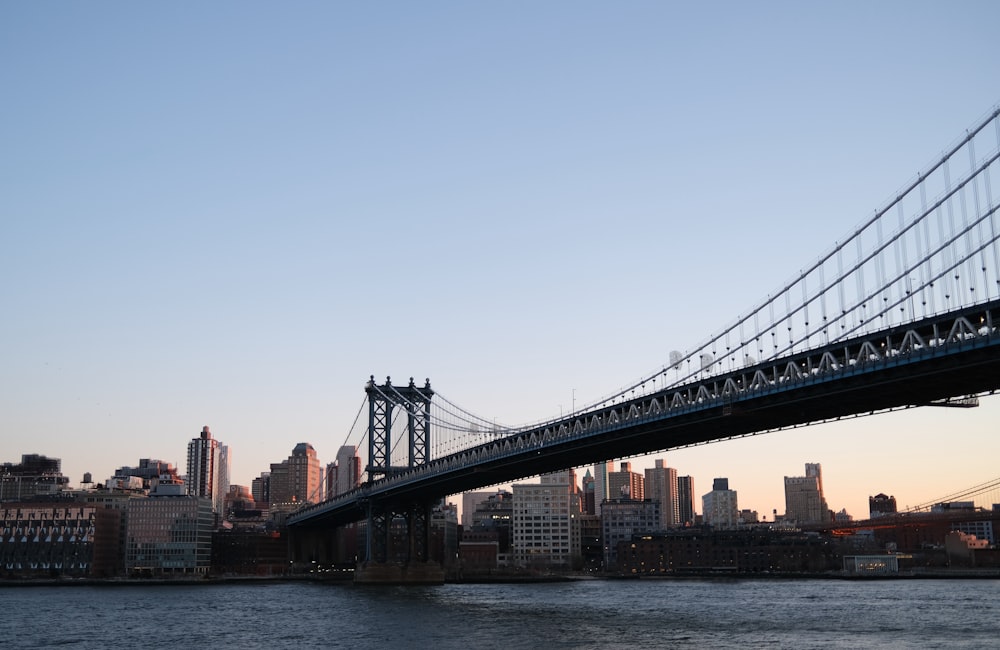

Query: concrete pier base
<box><xmin>354</xmin><ymin>562</ymin><xmax>446</xmax><ymax>585</ymax></box>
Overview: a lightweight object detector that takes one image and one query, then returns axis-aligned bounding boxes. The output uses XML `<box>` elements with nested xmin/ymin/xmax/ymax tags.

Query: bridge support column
<box><xmin>357</xmin><ymin>497</ymin><xmax>444</xmax><ymax>584</ymax></box>
<box><xmin>356</xmin><ymin>376</ymin><xmax>443</xmax><ymax>584</ymax></box>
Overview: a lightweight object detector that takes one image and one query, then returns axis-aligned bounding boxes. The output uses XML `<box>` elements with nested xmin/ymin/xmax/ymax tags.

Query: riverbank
<box><xmin>3</xmin><ymin>567</ymin><xmax>999</xmax><ymax>587</ymax></box>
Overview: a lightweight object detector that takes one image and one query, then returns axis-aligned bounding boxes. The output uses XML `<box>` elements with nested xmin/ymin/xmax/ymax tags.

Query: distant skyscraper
<box><xmin>644</xmin><ymin>459</ymin><xmax>679</xmax><ymax>529</ymax></box>
<box><xmin>185</xmin><ymin>426</ymin><xmax>229</xmax><ymax>520</ymax></box>
<box><xmin>270</xmin><ymin>443</ymin><xmax>321</xmax><ymax>505</ymax></box>
<box><xmin>251</xmin><ymin>471</ymin><xmax>270</xmax><ymax>505</ymax></box>
<box><xmin>582</xmin><ymin>469</ymin><xmax>596</xmax><ymax>515</ymax></box>
<box><xmin>702</xmin><ymin>478</ymin><xmax>739</xmax><ymax>529</ymax></box>
<box><xmin>784</xmin><ymin>462</ymin><xmax>829</xmax><ymax>524</ymax></box>
<box><xmin>327</xmin><ymin>445</ymin><xmax>362</xmax><ymax>499</ymax></box>
<box><xmin>461</xmin><ymin>491</ymin><xmax>494</xmax><ymax>528</ymax></box>
<box><xmin>592</xmin><ymin>460</ymin><xmax>611</xmax><ymax>515</ymax></box>
<box><xmin>677</xmin><ymin>476</ymin><xmax>696</xmax><ymax>525</ymax></box>
<box><xmin>608</xmin><ymin>461</ymin><xmax>644</xmax><ymax>501</ymax></box>
<box><xmin>869</xmin><ymin>493</ymin><xmax>897</xmax><ymax>518</ymax></box>
<box><xmin>806</xmin><ymin>463</ymin><xmax>822</xmax><ymax>485</ymax></box>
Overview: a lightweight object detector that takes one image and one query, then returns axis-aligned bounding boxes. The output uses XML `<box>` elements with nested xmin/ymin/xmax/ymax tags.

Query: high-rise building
<box><xmin>869</xmin><ymin>493</ymin><xmax>897</xmax><ymax>518</ymax></box>
<box><xmin>270</xmin><ymin>443</ymin><xmax>321</xmax><ymax>506</ymax></box>
<box><xmin>677</xmin><ymin>475</ymin><xmax>696</xmax><ymax>525</ymax></box>
<box><xmin>601</xmin><ymin>497</ymin><xmax>660</xmax><ymax>569</ymax></box>
<box><xmin>644</xmin><ymin>459</ymin><xmax>679</xmax><ymax>529</ymax></box>
<box><xmin>608</xmin><ymin>462</ymin><xmax>644</xmax><ymax>501</ymax></box>
<box><xmin>461</xmin><ymin>491</ymin><xmax>494</xmax><ymax>528</ymax></box>
<box><xmin>0</xmin><ymin>454</ymin><xmax>69</xmax><ymax>501</ymax></box>
<box><xmin>581</xmin><ymin>470</ymin><xmax>596</xmax><ymax>515</ymax></box>
<box><xmin>326</xmin><ymin>445</ymin><xmax>361</xmax><ymax>499</ymax></box>
<box><xmin>702</xmin><ymin>478</ymin><xmax>739</xmax><ymax>529</ymax></box>
<box><xmin>784</xmin><ymin>462</ymin><xmax>829</xmax><ymax>525</ymax></box>
<box><xmin>512</xmin><ymin>470</ymin><xmax>581</xmax><ymax>569</ymax></box>
<box><xmin>251</xmin><ymin>472</ymin><xmax>270</xmax><ymax>506</ymax></box>
<box><xmin>592</xmin><ymin>460</ymin><xmax>611</xmax><ymax>515</ymax></box>
<box><xmin>185</xmin><ymin>426</ymin><xmax>229</xmax><ymax>521</ymax></box>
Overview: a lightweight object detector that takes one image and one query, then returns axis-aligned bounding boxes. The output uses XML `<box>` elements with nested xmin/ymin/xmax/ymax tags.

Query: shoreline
<box><xmin>3</xmin><ymin>569</ymin><xmax>999</xmax><ymax>587</ymax></box>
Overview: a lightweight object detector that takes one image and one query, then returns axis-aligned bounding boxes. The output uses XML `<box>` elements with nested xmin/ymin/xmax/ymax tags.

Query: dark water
<box><xmin>2</xmin><ymin>578</ymin><xmax>998</xmax><ymax>649</ymax></box>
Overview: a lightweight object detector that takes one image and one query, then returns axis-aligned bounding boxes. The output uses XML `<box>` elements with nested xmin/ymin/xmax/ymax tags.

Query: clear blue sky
<box><xmin>2</xmin><ymin>2</ymin><xmax>998</xmax><ymax>519</ymax></box>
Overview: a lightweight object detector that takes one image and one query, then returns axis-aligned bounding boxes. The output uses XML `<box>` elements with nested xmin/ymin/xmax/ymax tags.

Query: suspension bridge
<box><xmin>288</xmin><ymin>106</ymin><xmax>1000</xmax><ymax>581</ymax></box>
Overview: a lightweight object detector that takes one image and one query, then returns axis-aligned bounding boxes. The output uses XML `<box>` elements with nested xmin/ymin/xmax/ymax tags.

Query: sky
<box><xmin>2</xmin><ymin>2</ymin><xmax>999</xmax><ymax>521</ymax></box>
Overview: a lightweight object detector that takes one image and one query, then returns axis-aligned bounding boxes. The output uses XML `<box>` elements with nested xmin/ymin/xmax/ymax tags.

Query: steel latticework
<box><xmin>362</xmin><ymin>377</ymin><xmax>435</xmax><ymax>565</ymax></box>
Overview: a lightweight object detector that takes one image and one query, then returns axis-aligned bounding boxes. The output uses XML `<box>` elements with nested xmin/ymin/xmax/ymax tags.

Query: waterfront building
<box><xmin>618</xmin><ymin>529</ymin><xmax>846</xmax><ymax>575</ymax></box>
<box><xmin>211</xmin><ymin>528</ymin><xmax>287</xmax><ymax>576</ymax></box>
<box><xmin>677</xmin><ymin>476</ymin><xmax>696</xmax><ymax>525</ymax></box>
<box><xmin>460</xmin><ymin>490</ymin><xmax>513</xmax><ymax>568</ymax></box>
<box><xmin>0</xmin><ymin>502</ymin><xmax>120</xmax><ymax>578</ymax></box>
<box><xmin>125</xmin><ymin>475</ymin><xmax>214</xmax><ymax>576</ymax></box>
<box><xmin>80</xmin><ymin>488</ymin><xmax>145</xmax><ymax>575</ymax></box>
<box><xmin>608</xmin><ymin>461</ymin><xmax>644</xmax><ymax>501</ymax></box>
<box><xmin>702</xmin><ymin>478</ymin><xmax>739</xmax><ymax>529</ymax></box>
<box><xmin>512</xmin><ymin>470</ymin><xmax>581</xmax><ymax>569</ymax></box>
<box><xmin>458</xmin><ymin>533</ymin><xmax>500</xmax><ymax>572</ymax></box>
<box><xmin>843</xmin><ymin>554</ymin><xmax>900</xmax><ymax>576</ymax></box>
<box><xmin>784</xmin><ymin>463</ymin><xmax>829</xmax><ymax>525</ymax></box>
<box><xmin>644</xmin><ymin>459</ymin><xmax>678</xmax><ymax>529</ymax></box>
<box><xmin>601</xmin><ymin>497</ymin><xmax>660</xmax><ymax>570</ymax></box>
<box><xmin>577</xmin><ymin>513</ymin><xmax>603</xmax><ymax>570</ymax></box>
<box><xmin>0</xmin><ymin>454</ymin><xmax>69</xmax><ymax>502</ymax></box>
<box><xmin>185</xmin><ymin>426</ymin><xmax>230</xmax><ymax>523</ymax></box>
<box><xmin>431</xmin><ymin>500</ymin><xmax>459</xmax><ymax>568</ymax></box>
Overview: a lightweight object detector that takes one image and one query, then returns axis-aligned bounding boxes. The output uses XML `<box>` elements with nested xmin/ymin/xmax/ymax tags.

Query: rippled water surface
<box><xmin>3</xmin><ymin>578</ymin><xmax>998</xmax><ymax>648</ymax></box>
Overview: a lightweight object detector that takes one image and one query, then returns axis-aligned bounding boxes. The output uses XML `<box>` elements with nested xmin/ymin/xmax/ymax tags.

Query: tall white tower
<box><xmin>185</xmin><ymin>426</ymin><xmax>229</xmax><ymax>520</ymax></box>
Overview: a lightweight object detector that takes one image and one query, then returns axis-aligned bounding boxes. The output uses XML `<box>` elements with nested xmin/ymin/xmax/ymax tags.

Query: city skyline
<box><xmin>3</xmin><ymin>435</ymin><xmax>997</xmax><ymax>527</ymax></box>
<box><xmin>3</xmin><ymin>4</ymin><xmax>1000</xmax><ymax>523</ymax></box>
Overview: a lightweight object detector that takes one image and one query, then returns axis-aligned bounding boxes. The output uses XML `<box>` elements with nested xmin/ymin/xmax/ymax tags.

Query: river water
<box><xmin>2</xmin><ymin>578</ymin><xmax>998</xmax><ymax>648</ymax></box>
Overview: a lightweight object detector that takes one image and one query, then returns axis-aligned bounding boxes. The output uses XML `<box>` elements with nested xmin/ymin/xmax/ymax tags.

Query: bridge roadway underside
<box><xmin>438</xmin><ymin>343</ymin><xmax>1000</xmax><ymax>493</ymax></box>
<box><xmin>293</xmin><ymin>339</ymin><xmax>1000</xmax><ymax>532</ymax></box>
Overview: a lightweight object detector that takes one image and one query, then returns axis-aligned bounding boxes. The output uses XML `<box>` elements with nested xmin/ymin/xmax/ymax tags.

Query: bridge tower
<box><xmin>357</xmin><ymin>376</ymin><xmax>444</xmax><ymax>584</ymax></box>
